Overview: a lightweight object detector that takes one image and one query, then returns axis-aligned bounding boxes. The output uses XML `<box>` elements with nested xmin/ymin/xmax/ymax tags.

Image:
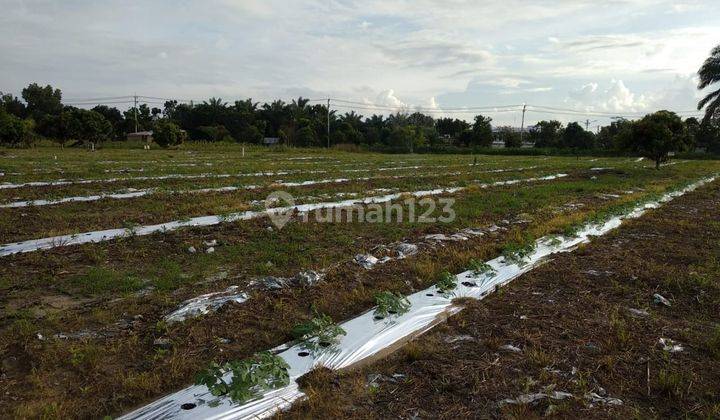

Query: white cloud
<box><xmin>0</xmin><ymin>0</ymin><xmax>716</xmax><ymax>122</ymax></box>
<box><xmin>566</xmin><ymin>80</ymin><xmax>648</xmax><ymax>112</ymax></box>
<box><xmin>373</xmin><ymin>89</ymin><xmax>406</xmax><ymax>108</ymax></box>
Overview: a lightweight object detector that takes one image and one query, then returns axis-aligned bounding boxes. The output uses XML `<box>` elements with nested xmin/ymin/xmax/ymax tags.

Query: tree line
<box><xmin>1</xmin><ymin>82</ymin><xmax>719</xmax><ymax>168</ymax></box>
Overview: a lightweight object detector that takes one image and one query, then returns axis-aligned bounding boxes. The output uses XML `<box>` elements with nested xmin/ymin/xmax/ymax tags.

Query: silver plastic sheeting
<box><xmin>0</xmin><ymin>171</ymin><xmax>292</xmax><ymax>190</ymax></box>
<box><xmin>120</xmin><ymin>176</ymin><xmax>715</xmax><ymax>420</ymax></box>
<box><xmin>0</xmin><ymin>173</ymin><xmax>567</xmax><ymax>257</ymax></box>
<box><xmin>164</xmin><ymin>286</ymin><xmax>248</xmax><ymax>324</ymax></box>
<box><xmin>0</xmin><ymin>165</ymin><xmax>541</xmax><ymax>209</ymax></box>
<box><xmin>0</xmin><ymin>186</ymin><xmax>259</xmax><ymax>209</ymax></box>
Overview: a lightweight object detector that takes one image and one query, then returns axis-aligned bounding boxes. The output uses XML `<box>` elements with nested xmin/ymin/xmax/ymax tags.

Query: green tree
<box><xmin>470</xmin><ymin>115</ymin><xmax>493</xmax><ymax>147</ymax></box>
<box><xmin>198</xmin><ymin>125</ymin><xmax>233</xmax><ymax>142</ymax></box>
<box><xmin>620</xmin><ymin>111</ymin><xmax>690</xmax><ymax>169</ymax></box>
<box><xmin>92</xmin><ymin>105</ymin><xmax>124</xmax><ymax>140</ymax></box>
<box><xmin>498</xmin><ymin>126</ymin><xmax>522</xmax><ymax>147</ymax></box>
<box><xmin>0</xmin><ymin>92</ymin><xmax>27</xmax><ymax>118</ymax></box>
<box><xmin>562</xmin><ymin>122</ymin><xmax>595</xmax><ymax>150</ymax></box>
<box><xmin>123</xmin><ymin>104</ymin><xmax>154</xmax><ymax>132</ymax></box>
<box><xmin>531</xmin><ymin>120</ymin><xmax>562</xmax><ymax>148</ymax></box>
<box><xmin>21</xmin><ymin>83</ymin><xmax>62</xmax><ymax>117</ymax></box>
<box><xmin>239</xmin><ymin>124</ymin><xmax>264</xmax><ymax>144</ymax></box>
<box><xmin>698</xmin><ymin>44</ymin><xmax>720</xmax><ymax>123</ymax></box>
<box><xmin>695</xmin><ymin>117</ymin><xmax>720</xmax><ymax>153</ymax></box>
<box><xmin>153</xmin><ymin>119</ymin><xmax>185</xmax><ymax>148</ymax></box>
<box><xmin>295</xmin><ymin>125</ymin><xmax>318</xmax><ymax>147</ymax></box>
<box><xmin>388</xmin><ymin>125</ymin><xmax>423</xmax><ymax>152</ymax></box>
<box><xmin>0</xmin><ymin>108</ymin><xmax>34</xmax><ymax>147</ymax></box>
<box><xmin>66</xmin><ymin>108</ymin><xmax>112</xmax><ymax>147</ymax></box>
<box><xmin>597</xmin><ymin>118</ymin><xmax>632</xmax><ymax>150</ymax></box>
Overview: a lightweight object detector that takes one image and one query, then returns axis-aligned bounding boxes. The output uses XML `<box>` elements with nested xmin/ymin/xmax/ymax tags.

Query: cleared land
<box><xmin>282</xmin><ymin>181</ymin><xmax>720</xmax><ymax>419</ymax></box>
<box><xmin>0</xmin><ymin>144</ymin><xmax>718</xmax><ymax>418</ymax></box>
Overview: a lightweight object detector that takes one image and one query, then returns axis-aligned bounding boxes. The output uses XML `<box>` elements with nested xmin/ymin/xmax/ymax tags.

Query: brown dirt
<box><xmin>281</xmin><ymin>182</ymin><xmax>720</xmax><ymax>419</ymax></box>
<box><xmin>0</xmin><ymin>179</ymin><xmax>619</xmax><ymax>418</ymax></box>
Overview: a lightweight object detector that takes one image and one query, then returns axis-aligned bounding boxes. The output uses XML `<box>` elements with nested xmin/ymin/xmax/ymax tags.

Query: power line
<box><xmin>57</xmin><ymin>93</ymin><xmax>706</xmax><ymax>121</ymax></box>
<box><xmin>329</xmin><ymin>98</ymin><xmax>523</xmax><ymax>112</ymax></box>
<box><xmin>63</xmin><ymin>95</ymin><xmax>134</xmax><ymax>102</ymax></box>
<box><xmin>330</xmin><ymin>104</ymin><xmax>521</xmax><ymax>114</ymax></box>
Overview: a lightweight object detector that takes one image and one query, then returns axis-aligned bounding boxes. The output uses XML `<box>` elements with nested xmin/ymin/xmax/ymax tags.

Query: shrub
<box><xmin>0</xmin><ymin>109</ymin><xmax>34</xmax><ymax>147</ymax></box>
<box><xmin>153</xmin><ymin>119</ymin><xmax>185</xmax><ymax>148</ymax></box>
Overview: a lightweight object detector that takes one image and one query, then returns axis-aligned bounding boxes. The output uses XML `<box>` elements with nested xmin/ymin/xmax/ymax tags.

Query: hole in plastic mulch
<box><xmin>374</xmin><ymin>315</ymin><xmax>385</xmax><ymax>320</ymax></box>
<box><xmin>426</xmin><ymin>293</ymin><xmax>434</xmax><ymax>297</ymax></box>
<box><xmin>318</xmin><ymin>341</ymin><xmax>331</xmax><ymax>348</ymax></box>
<box><xmin>181</xmin><ymin>403</ymin><xmax>197</xmax><ymax>410</ymax></box>
<box><xmin>298</xmin><ymin>351</ymin><xmax>310</xmax><ymax>357</ymax></box>
<box><xmin>461</xmin><ymin>281</ymin><xmax>477</xmax><ymax>287</ymax></box>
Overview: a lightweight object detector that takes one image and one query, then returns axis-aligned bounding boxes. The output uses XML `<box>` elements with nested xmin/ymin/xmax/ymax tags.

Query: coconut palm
<box><xmin>698</xmin><ymin>44</ymin><xmax>720</xmax><ymax>123</ymax></box>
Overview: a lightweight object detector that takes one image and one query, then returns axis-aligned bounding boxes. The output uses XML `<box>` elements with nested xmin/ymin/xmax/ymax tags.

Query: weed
<box><xmin>435</xmin><ymin>271</ymin><xmax>457</xmax><ymax>293</ymax></box>
<box><xmin>69</xmin><ymin>344</ymin><xmax>100</xmax><ymax>368</ymax></box>
<box><xmin>706</xmin><ymin>325</ymin><xmax>720</xmax><ymax>360</ymax></box>
<box><xmin>609</xmin><ymin>309</ymin><xmax>630</xmax><ymax>348</ymax></box>
<box><xmin>656</xmin><ymin>368</ymin><xmax>688</xmax><ymax>399</ymax></box>
<box><xmin>526</xmin><ymin>348</ymin><xmax>553</xmax><ymax>368</ymax></box>
<box><xmin>195</xmin><ymin>352</ymin><xmax>290</xmax><ymax>403</ymax></box>
<box><xmin>122</xmin><ymin>220</ymin><xmax>139</xmax><ymax>236</ymax></box>
<box><xmin>374</xmin><ymin>291</ymin><xmax>411</xmax><ymax>318</ymax></box>
<box><xmin>70</xmin><ymin>267</ymin><xmax>143</xmax><ymax>295</ymax></box>
<box><xmin>152</xmin><ymin>260</ymin><xmax>186</xmax><ymax>291</ymax></box>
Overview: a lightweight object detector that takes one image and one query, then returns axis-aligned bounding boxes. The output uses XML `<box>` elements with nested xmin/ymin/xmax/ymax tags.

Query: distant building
<box><xmin>263</xmin><ymin>137</ymin><xmax>280</xmax><ymax>146</ymax></box>
<box><xmin>127</xmin><ymin>131</ymin><xmax>153</xmax><ymax>142</ymax></box>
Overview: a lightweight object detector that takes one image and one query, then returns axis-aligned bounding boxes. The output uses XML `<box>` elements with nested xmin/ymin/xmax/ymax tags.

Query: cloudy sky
<box><xmin>1</xmin><ymin>0</ymin><xmax>718</xmax><ymax>125</ymax></box>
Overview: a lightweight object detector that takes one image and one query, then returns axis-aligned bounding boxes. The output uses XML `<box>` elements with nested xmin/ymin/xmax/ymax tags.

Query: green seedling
<box><xmin>435</xmin><ymin>270</ymin><xmax>457</xmax><ymax>293</ymax></box>
<box><xmin>195</xmin><ymin>352</ymin><xmax>290</xmax><ymax>403</ymax></box>
<box><xmin>468</xmin><ymin>259</ymin><xmax>496</xmax><ymax>276</ymax></box>
<box><xmin>546</xmin><ymin>235</ymin><xmax>563</xmax><ymax>247</ymax></box>
<box><xmin>374</xmin><ymin>291</ymin><xmax>411</xmax><ymax>318</ymax></box>
<box><xmin>291</xmin><ymin>311</ymin><xmax>346</xmax><ymax>345</ymax></box>
<box><xmin>502</xmin><ymin>242</ymin><xmax>537</xmax><ymax>264</ymax></box>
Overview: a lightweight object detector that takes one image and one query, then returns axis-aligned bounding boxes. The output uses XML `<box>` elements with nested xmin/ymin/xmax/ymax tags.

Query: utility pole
<box><xmin>585</xmin><ymin>119</ymin><xmax>597</xmax><ymax>131</ymax></box>
<box><xmin>133</xmin><ymin>94</ymin><xmax>138</xmax><ymax>133</ymax></box>
<box><xmin>519</xmin><ymin>104</ymin><xmax>527</xmax><ymax>143</ymax></box>
<box><xmin>327</xmin><ymin>98</ymin><xmax>331</xmax><ymax>148</ymax></box>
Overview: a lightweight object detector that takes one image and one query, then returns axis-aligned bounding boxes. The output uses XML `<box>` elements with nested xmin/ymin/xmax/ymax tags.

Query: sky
<box><xmin>1</xmin><ymin>0</ymin><xmax>718</xmax><ymax>126</ymax></box>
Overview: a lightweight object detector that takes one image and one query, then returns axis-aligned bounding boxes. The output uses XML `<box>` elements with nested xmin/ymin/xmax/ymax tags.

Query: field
<box><xmin>1</xmin><ymin>144</ymin><xmax>719</xmax><ymax>418</ymax></box>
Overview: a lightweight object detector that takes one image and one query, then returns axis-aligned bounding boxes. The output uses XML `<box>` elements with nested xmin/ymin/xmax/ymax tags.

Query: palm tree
<box><xmin>339</xmin><ymin>111</ymin><xmax>363</xmax><ymax>129</ymax></box>
<box><xmin>203</xmin><ymin>97</ymin><xmax>227</xmax><ymax>125</ymax></box>
<box><xmin>698</xmin><ymin>44</ymin><xmax>720</xmax><ymax>123</ymax></box>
